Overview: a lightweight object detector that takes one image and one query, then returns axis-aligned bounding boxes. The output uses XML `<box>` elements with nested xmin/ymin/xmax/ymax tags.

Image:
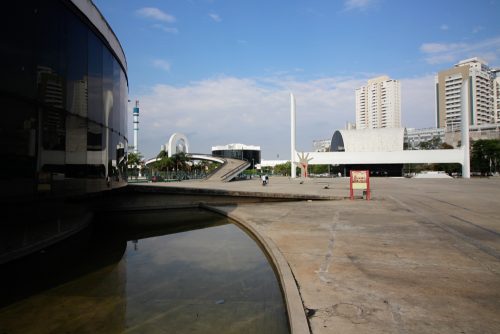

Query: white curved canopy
<box><xmin>338</xmin><ymin>128</ymin><xmax>404</xmax><ymax>152</ymax></box>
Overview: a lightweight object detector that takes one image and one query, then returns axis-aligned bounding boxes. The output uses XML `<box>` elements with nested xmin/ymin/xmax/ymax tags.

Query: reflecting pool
<box><xmin>0</xmin><ymin>209</ymin><xmax>289</xmax><ymax>333</ymax></box>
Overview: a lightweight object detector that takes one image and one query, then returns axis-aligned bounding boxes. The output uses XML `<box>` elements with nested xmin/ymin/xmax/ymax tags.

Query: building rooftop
<box><xmin>212</xmin><ymin>143</ymin><xmax>261</xmax><ymax>151</ymax></box>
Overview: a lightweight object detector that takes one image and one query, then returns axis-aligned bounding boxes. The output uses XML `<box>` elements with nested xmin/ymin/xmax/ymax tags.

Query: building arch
<box><xmin>167</xmin><ymin>133</ymin><xmax>190</xmax><ymax>157</ymax></box>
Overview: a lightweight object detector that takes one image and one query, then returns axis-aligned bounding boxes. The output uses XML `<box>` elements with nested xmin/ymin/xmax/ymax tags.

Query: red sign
<box><xmin>350</xmin><ymin>170</ymin><xmax>370</xmax><ymax>200</ymax></box>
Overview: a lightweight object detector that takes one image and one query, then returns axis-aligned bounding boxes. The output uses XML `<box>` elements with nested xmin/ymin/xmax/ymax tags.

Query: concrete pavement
<box><xmin>134</xmin><ymin>177</ymin><xmax>500</xmax><ymax>333</ymax></box>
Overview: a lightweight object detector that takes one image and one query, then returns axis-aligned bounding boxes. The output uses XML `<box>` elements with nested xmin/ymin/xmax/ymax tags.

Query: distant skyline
<box><xmin>94</xmin><ymin>0</ymin><xmax>500</xmax><ymax>159</ymax></box>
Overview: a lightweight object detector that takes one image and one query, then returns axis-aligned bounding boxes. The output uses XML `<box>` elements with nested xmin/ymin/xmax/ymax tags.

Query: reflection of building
<box><xmin>212</xmin><ymin>143</ymin><xmax>261</xmax><ymax>169</ymax></box>
<box><xmin>0</xmin><ymin>1</ymin><xmax>129</xmax><ymax>261</ymax></box>
<box><xmin>2</xmin><ymin>0</ymin><xmax>129</xmax><ymax>198</ymax></box>
<box><xmin>436</xmin><ymin>57</ymin><xmax>498</xmax><ymax>130</ymax></box>
<box><xmin>356</xmin><ymin>76</ymin><xmax>401</xmax><ymax>129</ymax></box>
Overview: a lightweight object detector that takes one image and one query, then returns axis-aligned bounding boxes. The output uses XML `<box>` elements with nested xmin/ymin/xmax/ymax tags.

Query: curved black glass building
<box><xmin>330</xmin><ymin>131</ymin><xmax>345</xmax><ymax>152</ymax></box>
<box><xmin>212</xmin><ymin>144</ymin><xmax>261</xmax><ymax>169</ymax></box>
<box><xmin>1</xmin><ymin>0</ymin><xmax>128</xmax><ymax>199</ymax></box>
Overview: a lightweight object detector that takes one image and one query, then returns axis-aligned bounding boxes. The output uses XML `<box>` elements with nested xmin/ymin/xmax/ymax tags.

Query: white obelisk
<box><xmin>461</xmin><ymin>78</ymin><xmax>470</xmax><ymax>178</ymax></box>
<box><xmin>291</xmin><ymin>93</ymin><xmax>297</xmax><ymax>178</ymax></box>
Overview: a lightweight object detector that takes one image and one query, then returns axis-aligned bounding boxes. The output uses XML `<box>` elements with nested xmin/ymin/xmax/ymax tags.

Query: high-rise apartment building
<box><xmin>355</xmin><ymin>76</ymin><xmax>401</xmax><ymax>129</ymax></box>
<box><xmin>493</xmin><ymin>68</ymin><xmax>500</xmax><ymax>124</ymax></box>
<box><xmin>436</xmin><ymin>57</ymin><xmax>498</xmax><ymax>130</ymax></box>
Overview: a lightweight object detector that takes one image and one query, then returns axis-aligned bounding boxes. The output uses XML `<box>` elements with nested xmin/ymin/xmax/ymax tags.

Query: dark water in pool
<box><xmin>0</xmin><ymin>209</ymin><xmax>289</xmax><ymax>334</ymax></box>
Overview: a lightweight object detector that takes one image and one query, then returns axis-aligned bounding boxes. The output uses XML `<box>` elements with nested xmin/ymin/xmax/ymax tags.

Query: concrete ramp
<box><xmin>205</xmin><ymin>158</ymin><xmax>250</xmax><ymax>182</ymax></box>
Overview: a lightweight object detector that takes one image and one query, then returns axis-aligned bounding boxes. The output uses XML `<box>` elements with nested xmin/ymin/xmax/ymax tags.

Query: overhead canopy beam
<box><xmin>305</xmin><ymin>149</ymin><xmax>464</xmax><ymax>165</ymax></box>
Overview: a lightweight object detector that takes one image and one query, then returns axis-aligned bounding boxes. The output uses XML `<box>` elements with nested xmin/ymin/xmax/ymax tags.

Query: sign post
<box><xmin>350</xmin><ymin>170</ymin><xmax>370</xmax><ymax>200</ymax></box>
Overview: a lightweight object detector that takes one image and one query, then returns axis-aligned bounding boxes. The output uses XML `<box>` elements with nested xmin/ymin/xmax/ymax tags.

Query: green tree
<box><xmin>273</xmin><ymin>161</ymin><xmax>300</xmax><ymax>176</ymax></box>
<box><xmin>171</xmin><ymin>152</ymin><xmax>190</xmax><ymax>171</ymax></box>
<box><xmin>471</xmin><ymin>139</ymin><xmax>500</xmax><ymax>175</ymax></box>
<box><xmin>273</xmin><ymin>162</ymin><xmax>290</xmax><ymax>176</ymax></box>
<box><xmin>157</xmin><ymin>156</ymin><xmax>174</xmax><ymax>172</ymax></box>
<box><xmin>310</xmin><ymin>164</ymin><xmax>329</xmax><ymax>175</ymax></box>
<box><xmin>418</xmin><ymin>136</ymin><xmax>443</xmax><ymax>150</ymax></box>
<box><xmin>127</xmin><ymin>152</ymin><xmax>142</xmax><ymax>166</ymax></box>
<box><xmin>127</xmin><ymin>152</ymin><xmax>143</xmax><ymax>178</ymax></box>
<box><xmin>157</xmin><ymin>150</ymin><xmax>168</xmax><ymax>159</ymax></box>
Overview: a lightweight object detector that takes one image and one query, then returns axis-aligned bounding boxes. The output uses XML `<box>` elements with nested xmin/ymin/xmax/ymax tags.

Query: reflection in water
<box><xmin>0</xmin><ymin>209</ymin><xmax>289</xmax><ymax>334</ymax></box>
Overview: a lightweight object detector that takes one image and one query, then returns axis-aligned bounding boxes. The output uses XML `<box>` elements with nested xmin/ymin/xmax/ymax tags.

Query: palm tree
<box><xmin>171</xmin><ymin>152</ymin><xmax>189</xmax><ymax>171</ymax></box>
<box><xmin>157</xmin><ymin>149</ymin><xmax>168</xmax><ymax>159</ymax></box>
<box><xmin>158</xmin><ymin>156</ymin><xmax>174</xmax><ymax>172</ymax></box>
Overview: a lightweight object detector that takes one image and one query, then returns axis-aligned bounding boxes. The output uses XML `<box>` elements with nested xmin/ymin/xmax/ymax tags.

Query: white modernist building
<box><xmin>290</xmin><ymin>78</ymin><xmax>471</xmax><ymax>177</ymax></box>
<box><xmin>330</xmin><ymin>128</ymin><xmax>404</xmax><ymax>152</ymax></box>
<box><xmin>355</xmin><ymin>76</ymin><xmax>401</xmax><ymax>129</ymax></box>
<box><xmin>436</xmin><ymin>57</ymin><xmax>498</xmax><ymax>130</ymax></box>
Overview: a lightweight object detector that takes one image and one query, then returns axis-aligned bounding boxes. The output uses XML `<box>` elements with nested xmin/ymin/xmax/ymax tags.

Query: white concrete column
<box><xmin>461</xmin><ymin>78</ymin><xmax>471</xmax><ymax>178</ymax></box>
<box><xmin>290</xmin><ymin>93</ymin><xmax>297</xmax><ymax>178</ymax></box>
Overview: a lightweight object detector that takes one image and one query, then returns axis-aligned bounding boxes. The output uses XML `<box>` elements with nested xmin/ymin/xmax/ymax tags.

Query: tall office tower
<box><xmin>436</xmin><ymin>57</ymin><xmax>496</xmax><ymax>130</ymax></box>
<box><xmin>355</xmin><ymin>76</ymin><xmax>401</xmax><ymax>129</ymax></box>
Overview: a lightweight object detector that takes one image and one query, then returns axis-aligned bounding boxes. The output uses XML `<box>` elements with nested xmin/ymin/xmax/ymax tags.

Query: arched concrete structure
<box><xmin>331</xmin><ymin>128</ymin><xmax>404</xmax><ymax>152</ymax></box>
<box><xmin>167</xmin><ymin>133</ymin><xmax>190</xmax><ymax>158</ymax></box>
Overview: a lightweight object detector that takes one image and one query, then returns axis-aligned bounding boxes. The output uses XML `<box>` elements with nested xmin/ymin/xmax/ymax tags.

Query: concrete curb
<box><xmin>128</xmin><ymin>184</ymin><xmax>341</xmax><ymax>201</ymax></box>
<box><xmin>202</xmin><ymin>204</ymin><xmax>310</xmax><ymax>334</ymax></box>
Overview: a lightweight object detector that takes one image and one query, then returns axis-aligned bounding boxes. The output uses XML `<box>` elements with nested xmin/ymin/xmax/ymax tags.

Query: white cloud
<box><xmin>343</xmin><ymin>0</ymin><xmax>376</xmax><ymax>11</ymax></box>
<box><xmin>152</xmin><ymin>24</ymin><xmax>179</xmax><ymax>34</ymax></box>
<box><xmin>420</xmin><ymin>36</ymin><xmax>500</xmax><ymax>64</ymax></box>
<box><xmin>137</xmin><ymin>7</ymin><xmax>176</xmax><ymax>23</ymax></box>
<box><xmin>131</xmin><ymin>73</ymin><xmax>438</xmax><ymax>160</ymax></box>
<box><xmin>208</xmin><ymin>13</ymin><xmax>221</xmax><ymax>22</ymax></box>
<box><xmin>400</xmin><ymin>75</ymin><xmax>436</xmax><ymax>129</ymax></box>
<box><xmin>420</xmin><ymin>42</ymin><xmax>466</xmax><ymax>54</ymax></box>
<box><xmin>132</xmin><ymin>76</ymin><xmax>364</xmax><ymax>159</ymax></box>
<box><xmin>440</xmin><ymin>24</ymin><xmax>449</xmax><ymax>31</ymax></box>
<box><xmin>472</xmin><ymin>26</ymin><xmax>484</xmax><ymax>34</ymax></box>
<box><xmin>152</xmin><ymin>59</ymin><xmax>171</xmax><ymax>72</ymax></box>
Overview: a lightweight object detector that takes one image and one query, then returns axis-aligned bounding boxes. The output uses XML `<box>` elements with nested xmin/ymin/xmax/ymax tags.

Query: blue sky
<box><xmin>94</xmin><ymin>0</ymin><xmax>500</xmax><ymax>159</ymax></box>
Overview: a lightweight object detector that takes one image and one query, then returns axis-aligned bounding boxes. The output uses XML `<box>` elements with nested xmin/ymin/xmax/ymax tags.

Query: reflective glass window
<box><xmin>87</xmin><ymin>31</ymin><xmax>103</xmax><ymax>125</ymax></box>
<box><xmin>36</xmin><ymin>1</ymin><xmax>66</xmax><ymax>109</ymax></box>
<box><xmin>0</xmin><ymin>97</ymin><xmax>37</xmax><ymax>179</ymax></box>
<box><xmin>112</xmin><ymin>59</ymin><xmax>121</xmax><ymax>135</ymax></box>
<box><xmin>0</xmin><ymin>1</ymin><xmax>36</xmax><ymax>99</ymax></box>
<box><xmin>102</xmin><ymin>48</ymin><xmax>114</xmax><ymax>130</ymax></box>
<box><xmin>42</xmin><ymin>107</ymin><xmax>66</xmax><ymax>151</ymax></box>
<box><xmin>65</xmin><ymin>12</ymin><xmax>88</xmax><ymax>118</ymax></box>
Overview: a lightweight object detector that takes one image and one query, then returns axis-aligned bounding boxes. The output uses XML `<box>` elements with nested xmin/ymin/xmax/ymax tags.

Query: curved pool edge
<box><xmin>201</xmin><ymin>204</ymin><xmax>310</xmax><ymax>334</ymax></box>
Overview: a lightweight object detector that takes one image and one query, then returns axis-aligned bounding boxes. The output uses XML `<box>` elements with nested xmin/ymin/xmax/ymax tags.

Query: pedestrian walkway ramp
<box><xmin>205</xmin><ymin>158</ymin><xmax>250</xmax><ymax>182</ymax></box>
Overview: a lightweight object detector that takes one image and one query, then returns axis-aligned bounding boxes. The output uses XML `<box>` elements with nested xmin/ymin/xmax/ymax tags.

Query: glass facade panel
<box><xmin>1</xmin><ymin>97</ymin><xmax>37</xmax><ymax>179</ymax></box>
<box><xmin>0</xmin><ymin>1</ymin><xmax>36</xmax><ymax>99</ymax></box>
<box><xmin>65</xmin><ymin>12</ymin><xmax>88</xmax><ymax>118</ymax></box>
<box><xmin>87</xmin><ymin>31</ymin><xmax>103</xmax><ymax>125</ymax></box>
<box><xmin>0</xmin><ymin>0</ymin><xmax>128</xmax><ymax>198</ymax></box>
